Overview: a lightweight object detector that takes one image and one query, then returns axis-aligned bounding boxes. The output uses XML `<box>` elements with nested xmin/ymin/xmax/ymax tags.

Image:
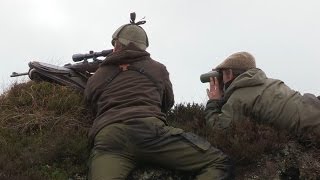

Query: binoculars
<box><xmin>200</xmin><ymin>70</ymin><xmax>222</xmax><ymax>83</ymax></box>
<box><xmin>72</xmin><ymin>49</ymin><xmax>113</xmax><ymax>62</ymax></box>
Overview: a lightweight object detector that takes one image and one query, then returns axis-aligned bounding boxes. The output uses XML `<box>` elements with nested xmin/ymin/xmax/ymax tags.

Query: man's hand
<box><xmin>206</xmin><ymin>77</ymin><xmax>222</xmax><ymax>100</ymax></box>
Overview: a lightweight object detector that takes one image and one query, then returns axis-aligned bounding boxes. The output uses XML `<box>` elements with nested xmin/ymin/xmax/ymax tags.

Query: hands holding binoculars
<box><xmin>206</xmin><ymin>77</ymin><xmax>223</xmax><ymax>100</ymax></box>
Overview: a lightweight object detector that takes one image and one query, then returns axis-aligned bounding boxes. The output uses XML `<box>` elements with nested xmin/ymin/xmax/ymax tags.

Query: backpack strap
<box><xmin>127</xmin><ymin>65</ymin><xmax>162</xmax><ymax>96</ymax></box>
<box><xmin>103</xmin><ymin>68</ymin><xmax>122</xmax><ymax>87</ymax></box>
<box><xmin>96</xmin><ymin>63</ymin><xmax>163</xmax><ymax>102</ymax></box>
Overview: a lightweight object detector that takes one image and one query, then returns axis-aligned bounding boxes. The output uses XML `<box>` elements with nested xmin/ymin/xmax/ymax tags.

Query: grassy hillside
<box><xmin>0</xmin><ymin>82</ymin><xmax>319</xmax><ymax>180</ymax></box>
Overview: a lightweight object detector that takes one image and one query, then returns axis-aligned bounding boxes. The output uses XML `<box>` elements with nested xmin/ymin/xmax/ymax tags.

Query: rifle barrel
<box><xmin>10</xmin><ymin>72</ymin><xmax>28</xmax><ymax>77</ymax></box>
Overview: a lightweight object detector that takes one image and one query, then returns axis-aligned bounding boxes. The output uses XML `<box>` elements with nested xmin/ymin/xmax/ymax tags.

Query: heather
<box><xmin>0</xmin><ymin>82</ymin><xmax>319</xmax><ymax>179</ymax></box>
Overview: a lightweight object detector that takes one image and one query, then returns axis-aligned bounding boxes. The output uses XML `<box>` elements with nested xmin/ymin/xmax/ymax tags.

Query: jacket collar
<box><xmin>224</xmin><ymin>68</ymin><xmax>266</xmax><ymax>99</ymax></box>
<box><xmin>101</xmin><ymin>44</ymin><xmax>150</xmax><ymax>65</ymax></box>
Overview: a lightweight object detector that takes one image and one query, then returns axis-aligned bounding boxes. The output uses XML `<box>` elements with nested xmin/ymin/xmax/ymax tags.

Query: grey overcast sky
<box><xmin>1</xmin><ymin>0</ymin><xmax>319</xmax><ymax>104</ymax></box>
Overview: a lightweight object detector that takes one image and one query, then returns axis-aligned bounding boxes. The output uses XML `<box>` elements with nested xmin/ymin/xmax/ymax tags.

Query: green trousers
<box><xmin>88</xmin><ymin>117</ymin><xmax>233</xmax><ymax>180</ymax></box>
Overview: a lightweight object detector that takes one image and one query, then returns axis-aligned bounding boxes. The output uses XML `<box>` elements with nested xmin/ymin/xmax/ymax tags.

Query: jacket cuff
<box><xmin>206</xmin><ymin>99</ymin><xmax>225</xmax><ymax>110</ymax></box>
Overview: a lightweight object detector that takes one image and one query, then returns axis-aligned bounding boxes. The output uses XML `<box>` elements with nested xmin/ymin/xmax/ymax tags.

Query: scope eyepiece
<box><xmin>72</xmin><ymin>49</ymin><xmax>113</xmax><ymax>62</ymax></box>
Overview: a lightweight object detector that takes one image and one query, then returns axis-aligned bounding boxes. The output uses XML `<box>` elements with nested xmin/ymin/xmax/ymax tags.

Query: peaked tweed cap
<box><xmin>216</xmin><ymin>51</ymin><xmax>256</xmax><ymax>70</ymax></box>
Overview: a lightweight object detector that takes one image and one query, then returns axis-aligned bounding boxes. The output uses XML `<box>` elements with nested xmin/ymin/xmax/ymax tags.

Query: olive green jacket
<box><xmin>205</xmin><ymin>68</ymin><xmax>320</xmax><ymax>138</ymax></box>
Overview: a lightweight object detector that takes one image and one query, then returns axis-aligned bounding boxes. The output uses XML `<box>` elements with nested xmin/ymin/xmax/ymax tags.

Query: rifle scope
<box><xmin>72</xmin><ymin>49</ymin><xmax>113</xmax><ymax>62</ymax></box>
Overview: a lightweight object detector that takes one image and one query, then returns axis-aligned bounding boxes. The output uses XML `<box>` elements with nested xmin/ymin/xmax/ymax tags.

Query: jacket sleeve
<box><xmin>161</xmin><ymin>67</ymin><xmax>174</xmax><ymax>113</ymax></box>
<box><xmin>205</xmin><ymin>99</ymin><xmax>233</xmax><ymax>129</ymax></box>
<box><xmin>83</xmin><ymin>76</ymin><xmax>99</xmax><ymax>116</ymax></box>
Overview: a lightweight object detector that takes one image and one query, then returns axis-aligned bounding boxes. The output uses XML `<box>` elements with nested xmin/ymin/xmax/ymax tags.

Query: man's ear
<box><xmin>225</xmin><ymin>69</ymin><xmax>234</xmax><ymax>81</ymax></box>
<box><xmin>113</xmin><ymin>40</ymin><xmax>123</xmax><ymax>52</ymax></box>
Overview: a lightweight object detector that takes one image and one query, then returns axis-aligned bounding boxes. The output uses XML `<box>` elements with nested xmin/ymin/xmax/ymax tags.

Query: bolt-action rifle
<box><xmin>10</xmin><ymin>49</ymin><xmax>113</xmax><ymax>92</ymax></box>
